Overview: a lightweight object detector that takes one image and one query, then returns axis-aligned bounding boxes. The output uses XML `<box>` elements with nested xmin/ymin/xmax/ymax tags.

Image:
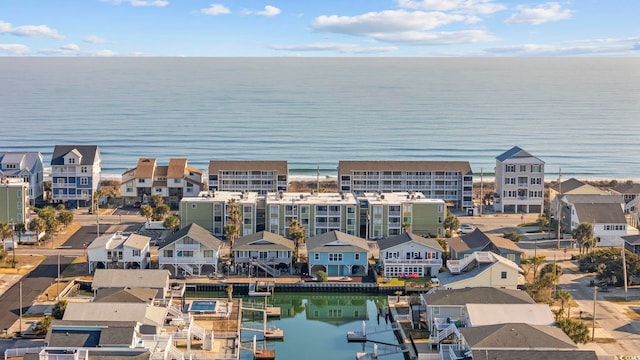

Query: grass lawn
<box><xmin>0</xmin><ymin>254</ymin><xmax>46</xmax><ymax>275</ymax></box>
<box><xmin>61</xmin><ymin>256</ymin><xmax>90</xmax><ymax>279</ymax></box>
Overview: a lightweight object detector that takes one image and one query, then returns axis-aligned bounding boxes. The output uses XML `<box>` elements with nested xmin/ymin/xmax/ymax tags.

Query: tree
<box><xmin>140</xmin><ymin>205</ymin><xmax>153</xmax><ymax>222</ymax></box>
<box><xmin>29</xmin><ymin>217</ymin><xmax>46</xmax><ymax>241</ymax></box>
<box><xmin>540</xmin><ymin>263</ymin><xmax>563</xmax><ymax>279</ymax></box>
<box><xmin>56</xmin><ymin>210</ymin><xmax>74</xmax><ymax>229</ymax></box>
<box><xmin>573</xmin><ymin>222</ymin><xmax>594</xmax><ymax>255</ymax></box>
<box><xmin>51</xmin><ymin>300</ymin><xmax>67</xmax><ymax>319</ymax></box>
<box><xmin>551</xmin><ymin>308</ymin><xmax>565</xmax><ymax>322</ymax></box>
<box><xmin>503</xmin><ymin>231</ymin><xmax>523</xmax><ymax>242</ymax></box>
<box><xmin>163</xmin><ymin>214</ymin><xmax>180</xmax><ymax>232</ymax></box>
<box><xmin>34</xmin><ymin>316</ymin><xmax>52</xmax><ymax>337</ymax></box>
<box><xmin>557</xmin><ymin>318</ymin><xmax>590</xmax><ymax>344</ymax></box>
<box><xmin>224</xmin><ymin>198</ymin><xmax>242</xmax><ymax>255</ymax></box>
<box><xmin>154</xmin><ymin>204</ymin><xmax>170</xmax><ymax>220</ymax></box>
<box><xmin>443</xmin><ymin>210</ymin><xmax>460</xmax><ymax>237</ymax></box>
<box><xmin>92</xmin><ymin>189</ymin><xmax>103</xmax><ymax>214</ymax></box>
<box><xmin>316</xmin><ymin>270</ymin><xmax>328</xmax><ymax>282</ymax></box>
<box><xmin>151</xmin><ymin>194</ymin><xmax>164</xmax><ymax>208</ymax></box>
<box><xmin>287</xmin><ymin>218</ymin><xmax>305</xmax><ymax>262</ymax></box>
<box><xmin>536</xmin><ymin>215</ymin><xmax>549</xmax><ymax>232</ymax></box>
<box><xmin>556</xmin><ymin>289</ymin><xmax>572</xmax><ymax>318</ymax></box>
<box><xmin>0</xmin><ymin>223</ymin><xmax>12</xmax><ymax>248</ymax></box>
<box><xmin>401</xmin><ymin>221</ymin><xmax>411</xmax><ymax>233</ymax></box>
<box><xmin>436</xmin><ymin>238</ymin><xmax>449</xmax><ymax>261</ymax></box>
<box><xmin>38</xmin><ymin>206</ymin><xmax>60</xmax><ymax>235</ymax></box>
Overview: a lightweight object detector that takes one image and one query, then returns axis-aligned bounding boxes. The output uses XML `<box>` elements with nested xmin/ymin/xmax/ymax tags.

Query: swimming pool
<box><xmin>189</xmin><ymin>300</ymin><xmax>217</xmax><ymax>313</ymax></box>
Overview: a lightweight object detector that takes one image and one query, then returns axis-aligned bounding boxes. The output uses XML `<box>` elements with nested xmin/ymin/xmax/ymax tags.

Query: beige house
<box><xmin>158</xmin><ymin>223</ymin><xmax>223</xmax><ymax>277</ymax></box>
<box><xmin>120</xmin><ymin>158</ymin><xmax>203</xmax><ymax>209</ymax></box>
<box><xmin>208</xmin><ymin>160</ymin><xmax>288</xmax><ymax>194</ymax></box>
<box><xmin>436</xmin><ymin>251</ymin><xmax>523</xmax><ymax>290</ymax></box>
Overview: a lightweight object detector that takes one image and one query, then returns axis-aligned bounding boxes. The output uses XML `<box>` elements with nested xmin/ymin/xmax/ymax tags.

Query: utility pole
<box><xmin>622</xmin><ymin>247</ymin><xmax>628</xmax><ymax>301</ymax></box>
<box><xmin>592</xmin><ymin>285</ymin><xmax>597</xmax><ymax>341</ymax></box>
<box><xmin>57</xmin><ymin>252</ymin><xmax>61</xmax><ymax>301</ymax></box>
<box><xmin>19</xmin><ymin>281</ymin><xmax>22</xmax><ymax>336</ymax></box>
<box><xmin>556</xmin><ymin>168</ymin><xmax>562</xmax><ymax>249</ymax></box>
<box><xmin>480</xmin><ymin>168</ymin><xmax>483</xmax><ymax>216</ymax></box>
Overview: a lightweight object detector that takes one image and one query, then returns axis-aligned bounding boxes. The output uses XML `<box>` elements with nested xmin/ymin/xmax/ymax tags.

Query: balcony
<box><xmin>383</xmin><ymin>258</ymin><xmax>441</xmax><ymax>266</ymax></box>
<box><xmin>175</xmin><ymin>243</ymin><xmax>201</xmax><ymax>251</ymax></box>
<box><xmin>159</xmin><ymin>256</ymin><xmax>214</xmax><ymax>264</ymax></box>
<box><xmin>53</xmin><ymin>183</ymin><xmax>76</xmax><ymax>188</ymax></box>
<box><xmin>517</xmin><ymin>182</ymin><xmax>529</xmax><ymax>188</ymax></box>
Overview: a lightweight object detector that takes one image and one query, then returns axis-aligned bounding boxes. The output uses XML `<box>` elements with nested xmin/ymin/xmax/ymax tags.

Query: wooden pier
<box><xmin>254</xmin><ymin>349</ymin><xmax>276</xmax><ymax>360</ymax></box>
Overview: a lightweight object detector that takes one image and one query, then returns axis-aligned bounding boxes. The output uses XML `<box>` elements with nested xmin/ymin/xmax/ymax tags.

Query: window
<box><xmin>314</xmin><ymin>253</ymin><xmax>319</xmax><ymax>261</ymax></box>
<box><xmin>81</xmin><ymin>166</ymin><xmax>88</xmax><ymax>173</ymax></box>
<box><xmin>244</xmin><ymin>218</ymin><xmax>252</xmax><ymax>225</ymax></box>
<box><xmin>530</xmin><ymin>177</ymin><xmax>542</xmax><ymax>185</ymax></box>
<box><xmin>155</xmin><ymin>188</ymin><xmax>162</xmax><ymax>193</ymax></box>
<box><xmin>519</xmin><ymin>165</ymin><xmax>527</xmax><ymax>172</ymax></box>
<box><xmin>505</xmin><ymin>164</ymin><xmax>515</xmax><ymax>172</ymax></box>
<box><xmin>531</xmin><ymin>164</ymin><xmax>542</xmax><ymax>172</ymax></box>
<box><xmin>501</xmin><ymin>271</ymin><xmax>507</xmax><ymax>279</ymax></box>
<box><xmin>138</xmin><ymin>179</ymin><xmax>145</xmax><ymax>183</ymax></box>
<box><xmin>107</xmin><ymin>251</ymin><xmax>112</xmax><ymax>260</ymax></box>
<box><xmin>174</xmin><ymin>179</ymin><xmax>180</xmax><ymax>183</ymax></box>
<box><xmin>179</xmin><ymin>251</ymin><xmax>194</xmax><ymax>257</ymax></box>
<box><xmin>433</xmin><ymin>307</ymin><xmax>440</xmax><ymax>315</ymax></box>
<box><xmin>354</xmin><ymin>253</ymin><xmax>360</xmax><ymax>261</ymax></box>
<box><xmin>438</xmin><ymin>216</ymin><xmax>443</xmax><ymax>224</ymax></box>
<box><xmin>132</xmin><ymin>249</ymin><xmax>141</xmax><ymax>257</ymax></box>
<box><xmin>270</xmin><ymin>205</ymin><xmax>278</xmax><ymax>213</ymax></box>
<box><xmin>347</xmin><ymin>207</ymin><xmax>356</xmax><ymax>214</ymax></box>
<box><xmin>301</xmin><ymin>206</ymin><xmax>309</xmax><ymax>214</ymax></box>
<box><xmin>5</xmin><ymin>164</ymin><xmax>16</xmax><ymax>169</ymax></box>
<box><xmin>68</xmin><ymin>158</ymin><xmax>75</xmax><ymax>164</ymax></box>
<box><xmin>183</xmin><ymin>238</ymin><xmax>195</xmax><ymax>244</ymax></box>
<box><xmin>437</xmin><ymin>205</ymin><xmax>444</xmax><ymax>213</ymax></box>
<box><xmin>244</xmin><ymin>206</ymin><xmax>252</xmax><ymax>213</ymax></box>
<box><xmin>80</xmin><ymin>177</ymin><xmax>88</xmax><ymax>185</ymax></box>
<box><xmin>506</xmin><ymin>254</ymin><xmax>516</xmax><ymax>262</ymax></box>
<box><xmin>329</xmin><ymin>253</ymin><xmax>343</xmax><ymax>262</ymax></box>
<box><xmin>118</xmin><ymin>252</ymin><xmax>123</xmax><ymax>260</ymax></box>
<box><xmin>373</xmin><ymin>206</ymin><xmax>382</xmax><ymax>215</ymax></box>
<box><xmin>504</xmin><ymin>177</ymin><xmax>515</xmax><ymax>185</ymax></box>
<box><xmin>204</xmin><ymin>250</ymin><xmax>214</xmax><ymax>258</ymax></box>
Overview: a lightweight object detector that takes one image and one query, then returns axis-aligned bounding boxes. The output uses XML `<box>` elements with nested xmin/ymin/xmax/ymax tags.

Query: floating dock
<box><xmin>254</xmin><ymin>349</ymin><xmax>276</xmax><ymax>359</ymax></box>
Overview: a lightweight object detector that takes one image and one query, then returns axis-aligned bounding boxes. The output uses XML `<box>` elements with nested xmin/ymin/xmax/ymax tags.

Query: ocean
<box><xmin>1</xmin><ymin>57</ymin><xmax>639</xmax><ymax>181</ymax></box>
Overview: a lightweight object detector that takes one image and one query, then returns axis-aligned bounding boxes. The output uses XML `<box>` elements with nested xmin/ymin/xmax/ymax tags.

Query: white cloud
<box><xmin>83</xmin><ymin>35</ymin><xmax>108</xmax><ymax>44</ymax></box>
<box><xmin>0</xmin><ymin>43</ymin><xmax>30</xmax><ymax>55</ymax></box>
<box><xmin>373</xmin><ymin>29</ymin><xmax>498</xmax><ymax>45</ymax></box>
<box><xmin>201</xmin><ymin>4</ymin><xmax>231</xmax><ymax>15</ymax></box>
<box><xmin>0</xmin><ymin>20</ymin><xmax>64</xmax><ymax>39</ymax></box>
<box><xmin>101</xmin><ymin>0</ymin><xmax>168</xmax><ymax>7</ymax></box>
<box><xmin>396</xmin><ymin>0</ymin><xmax>506</xmax><ymax>15</ymax></box>
<box><xmin>255</xmin><ymin>5</ymin><xmax>281</xmax><ymax>16</ymax></box>
<box><xmin>61</xmin><ymin>43</ymin><xmax>80</xmax><ymax>51</ymax></box>
<box><xmin>505</xmin><ymin>2</ymin><xmax>572</xmax><ymax>25</ymax></box>
<box><xmin>312</xmin><ymin>10</ymin><xmax>468</xmax><ymax>35</ymax></box>
<box><xmin>91</xmin><ymin>49</ymin><xmax>117</xmax><ymax>57</ymax></box>
<box><xmin>269</xmin><ymin>42</ymin><xmax>397</xmax><ymax>54</ymax></box>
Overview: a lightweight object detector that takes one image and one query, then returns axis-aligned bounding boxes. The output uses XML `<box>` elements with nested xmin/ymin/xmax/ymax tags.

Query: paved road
<box><xmin>0</xmin><ymin>255</ymin><xmax>74</xmax><ymax>333</ymax></box>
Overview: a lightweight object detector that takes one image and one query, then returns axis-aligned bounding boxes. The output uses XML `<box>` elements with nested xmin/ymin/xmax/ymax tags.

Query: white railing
<box><xmin>384</xmin><ymin>258</ymin><xmax>441</xmax><ymax>266</ymax></box>
<box><xmin>4</xmin><ymin>347</ymin><xmax>44</xmax><ymax>359</ymax></box>
<box><xmin>190</xmin><ymin>321</ymin><xmax>206</xmax><ymax>340</ymax></box>
<box><xmin>175</xmin><ymin>243</ymin><xmax>201</xmax><ymax>251</ymax></box>
<box><xmin>178</xmin><ymin>263</ymin><xmax>194</xmax><ymax>276</ymax></box>
<box><xmin>252</xmin><ymin>259</ymin><xmax>281</xmax><ymax>277</ymax></box>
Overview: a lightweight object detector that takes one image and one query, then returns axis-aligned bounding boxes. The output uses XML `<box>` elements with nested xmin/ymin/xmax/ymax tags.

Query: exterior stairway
<box><xmin>251</xmin><ymin>259</ymin><xmax>281</xmax><ymax>277</ymax></box>
<box><xmin>178</xmin><ymin>263</ymin><xmax>194</xmax><ymax>276</ymax></box>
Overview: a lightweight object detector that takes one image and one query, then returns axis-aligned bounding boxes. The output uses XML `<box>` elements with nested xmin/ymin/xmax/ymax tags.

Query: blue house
<box><xmin>307</xmin><ymin>230</ymin><xmax>369</xmax><ymax>277</ymax></box>
<box><xmin>51</xmin><ymin>145</ymin><xmax>102</xmax><ymax>208</ymax></box>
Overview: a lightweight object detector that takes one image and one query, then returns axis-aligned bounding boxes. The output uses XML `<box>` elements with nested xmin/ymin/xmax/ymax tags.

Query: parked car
<box><xmin>133</xmin><ymin>201</ymin><xmax>141</xmax><ymax>208</ymax></box>
<box><xmin>458</xmin><ymin>223</ymin><xmax>475</xmax><ymax>234</ymax></box>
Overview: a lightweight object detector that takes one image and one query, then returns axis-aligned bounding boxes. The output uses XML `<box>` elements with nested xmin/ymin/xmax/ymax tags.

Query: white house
<box><xmin>87</xmin><ymin>233</ymin><xmax>151</xmax><ymax>273</ymax></box>
<box><xmin>570</xmin><ymin>202</ymin><xmax>628</xmax><ymax>247</ymax></box>
<box><xmin>377</xmin><ymin>232</ymin><xmax>443</xmax><ymax>278</ymax></box>
<box><xmin>436</xmin><ymin>251</ymin><xmax>523</xmax><ymax>290</ymax></box>
<box><xmin>494</xmin><ymin>146</ymin><xmax>545</xmax><ymax>214</ymax></box>
<box><xmin>158</xmin><ymin>222</ymin><xmax>222</xmax><ymax>277</ymax></box>
<box><xmin>0</xmin><ymin>151</ymin><xmax>44</xmax><ymax>203</ymax></box>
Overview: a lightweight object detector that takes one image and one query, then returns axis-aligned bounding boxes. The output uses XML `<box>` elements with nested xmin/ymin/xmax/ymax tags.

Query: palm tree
<box><xmin>92</xmin><ymin>189</ymin><xmax>103</xmax><ymax>214</ymax></box>
<box><xmin>29</xmin><ymin>218</ymin><xmax>46</xmax><ymax>244</ymax></box>
<box><xmin>224</xmin><ymin>198</ymin><xmax>241</xmax><ymax>255</ymax></box>
<box><xmin>536</xmin><ymin>215</ymin><xmax>549</xmax><ymax>232</ymax></box>
<box><xmin>572</xmin><ymin>222</ymin><xmax>594</xmax><ymax>255</ymax></box>
<box><xmin>151</xmin><ymin>194</ymin><xmax>164</xmax><ymax>208</ymax></box>
<box><xmin>556</xmin><ymin>289</ymin><xmax>572</xmax><ymax>318</ymax></box>
<box><xmin>552</xmin><ymin>308</ymin><xmax>565</xmax><ymax>322</ymax></box>
<box><xmin>0</xmin><ymin>223</ymin><xmax>13</xmax><ymax>249</ymax></box>
<box><xmin>154</xmin><ymin>204</ymin><xmax>170</xmax><ymax>220</ymax></box>
<box><xmin>401</xmin><ymin>221</ymin><xmax>411</xmax><ymax>233</ymax></box>
<box><xmin>443</xmin><ymin>210</ymin><xmax>460</xmax><ymax>236</ymax></box>
<box><xmin>140</xmin><ymin>205</ymin><xmax>153</xmax><ymax>223</ymax></box>
<box><xmin>287</xmin><ymin>218</ymin><xmax>305</xmax><ymax>262</ymax></box>
<box><xmin>163</xmin><ymin>214</ymin><xmax>180</xmax><ymax>232</ymax></box>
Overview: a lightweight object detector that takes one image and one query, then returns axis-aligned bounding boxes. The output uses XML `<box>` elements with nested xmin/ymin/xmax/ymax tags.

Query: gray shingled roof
<box><xmin>160</xmin><ymin>223</ymin><xmax>223</xmax><ymax>251</ymax></box>
<box><xmin>563</xmin><ymin>194</ymin><xmax>623</xmax><ymax>204</ymax></box>
<box><xmin>550</xmin><ymin>178</ymin><xmax>589</xmax><ymax>193</ymax></box>
<box><xmin>0</xmin><ymin>152</ymin><xmax>42</xmax><ymax>175</ymax></box>
<box><xmin>448</xmin><ymin>229</ymin><xmax>521</xmax><ymax>253</ymax></box>
<box><xmin>461</xmin><ymin>323</ymin><xmax>577</xmax><ymax>349</ymax></box>
<box><xmin>574</xmin><ymin>203</ymin><xmax>626</xmax><ymax>224</ymax></box>
<box><xmin>421</xmin><ymin>287</ymin><xmax>534</xmax><ymax>306</ymax></box>
<box><xmin>613</xmin><ymin>182</ymin><xmax>640</xmax><ymax>195</ymax></box>
<box><xmin>51</xmin><ymin>145</ymin><xmax>100</xmax><ymax>166</ymax></box>
<box><xmin>235</xmin><ymin>231</ymin><xmax>295</xmax><ymax>251</ymax></box>
<box><xmin>496</xmin><ymin>146</ymin><xmax>544</xmax><ymax>163</ymax></box>
<box><xmin>377</xmin><ymin>232</ymin><xmax>443</xmax><ymax>251</ymax></box>
<box><xmin>92</xmin><ymin>269</ymin><xmax>170</xmax><ymax>291</ymax></box>
<box><xmin>307</xmin><ymin>230</ymin><xmax>369</xmax><ymax>252</ymax></box>
<box><xmin>93</xmin><ymin>287</ymin><xmax>158</xmax><ymax>303</ymax></box>
<box><xmin>622</xmin><ymin>235</ymin><xmax>640</xmax><ymax>245</ymax></box>
<box><xmin>471</xmin><ymin>349</ymin><xmax>597</xmax><ymax>360</ymax></box>
<box><xmin>47</xmin><ymin>320</ymin><xmax>138</xmax><ymax>348</ymax></box>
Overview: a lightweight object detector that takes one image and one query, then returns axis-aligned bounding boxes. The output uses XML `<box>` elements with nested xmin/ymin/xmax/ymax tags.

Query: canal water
<box><xmin>186</xmin><ymin>291</ymin><xmax>406</xmax><ymax>360</ymax></box>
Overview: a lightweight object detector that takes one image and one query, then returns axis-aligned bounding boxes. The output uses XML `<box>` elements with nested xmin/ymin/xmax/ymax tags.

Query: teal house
<box><xmin>307</xmin><ymin>230</ymin><xmax>369</xmax><ymax>277</ymax></box>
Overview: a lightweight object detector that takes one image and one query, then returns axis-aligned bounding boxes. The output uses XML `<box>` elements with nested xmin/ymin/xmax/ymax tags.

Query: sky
<box><xmin>0</xmin><ymin>0</ymin><xmax>638</xmax><ymax>57</ymax></box>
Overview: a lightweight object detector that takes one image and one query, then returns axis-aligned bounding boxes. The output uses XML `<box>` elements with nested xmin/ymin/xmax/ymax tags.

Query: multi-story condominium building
<box><xmin>121</xmin><ymin>158</ymin><xmax>203</xmax><ymax>209</ymax></box>
<box><xmin>493</xmin><ymin>146</ymin><xmax>545</xmax><ymax>214</ymax></box>
<box><xmin>208</xmin><ymin>160</ymin><xmax>288</xmax><ymax>194</ymax></box>
<box><xmin>265</xmin><ymin>191</ymin><xmax>359</xmax><ymax>238</ymax></box>
<box><xmin>357</xmin><ymin>192</ymin><xmax>446</xmax><ymax>239</ymax></box>
<box><xmin>50</xmin><ymin>145</ymin><xmax>101</xmax><ymax>208</ymax></box>
<box><xmin>0</xmin><ymin>177</ymin><xmax>30</xmax><ymax>226</ymax></box>
<box><xmin>179</xmin><ymin>191</ymin><xmax>258</xmax><ymax>238</ymax></box>
<box><xmin>337</xmin><ymin>160</ymin><xmax>473</xmax><ymax>209</ymax></box>
<box><xmin>0</xmin><ymin>151</ymin><xmax>44</xmax><ymax>204</ymax></box>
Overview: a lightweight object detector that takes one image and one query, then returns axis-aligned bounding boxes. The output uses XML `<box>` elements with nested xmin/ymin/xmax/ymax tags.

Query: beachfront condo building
<box><xmin>50</xmin><ymin>145</ymin><xmax>102</xmax><ymax>208</ymax></box>
<box><xmin>179</xmin><ymin>191</ymin><xmax>258</xmax><ymax>238</ymax></box>
<box><xmin>120</xmin><ymin>158</ymin><xmax>203</xmax><ymax>209</ymax></box>
<box><xmin>337</xmin><ymin>160</ymin><xmax>473</xmax><ymax>210</ymax></box>
<box><xmin>493</xmin><ymin>146</ymin><xmax>545</xmax><ymax>214</ymax></box>
<box><xmin>208</xmin><ymin>160</ymin><xmax>288</xmax><ymax>194</ymax></box>
<box><xmin>0</xmin><ymin>177</ymin><xmax>30</xmax><ymax>226</ymax></box>
<box><xmin>357</xmin><ymin>192</ymin><xmax>446</xmax><ymax>239</ymax></box>
<box><xmin>0</xmin><ymin>151</ymin><xmax>44</xmax><ymax>204</ymax></box>
<box><xmin>265</xmin><ymin>191</ymin><xmax>359</xmax><ymax>238</ymax></box>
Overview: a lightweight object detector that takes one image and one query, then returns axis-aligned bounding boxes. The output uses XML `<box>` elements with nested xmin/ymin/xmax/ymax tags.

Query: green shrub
<box><xmin>503</xmin><ymin>231</ymin><xmax>523</xmax><ymax>242</ymax></box>
<box><xmin>316</xmin><ymin>270</ymin><xmax>328</xmax><ymax>282</ymax></box>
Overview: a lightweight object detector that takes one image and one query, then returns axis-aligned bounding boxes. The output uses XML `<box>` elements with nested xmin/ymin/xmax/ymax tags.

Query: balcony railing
<box><xmin>384</xmin><ymin>258</ymin><xmax>442</xmax><ymax>266</ymax></box>
<box><xmin>159</xmin><ymin>256</ymin><xmax>215</xmax><ymax>264</ymax></box>
<box><xmin>175</xmin><ymin>243</ymin><xmax>201</xmax><ymax>251</ymax></box>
